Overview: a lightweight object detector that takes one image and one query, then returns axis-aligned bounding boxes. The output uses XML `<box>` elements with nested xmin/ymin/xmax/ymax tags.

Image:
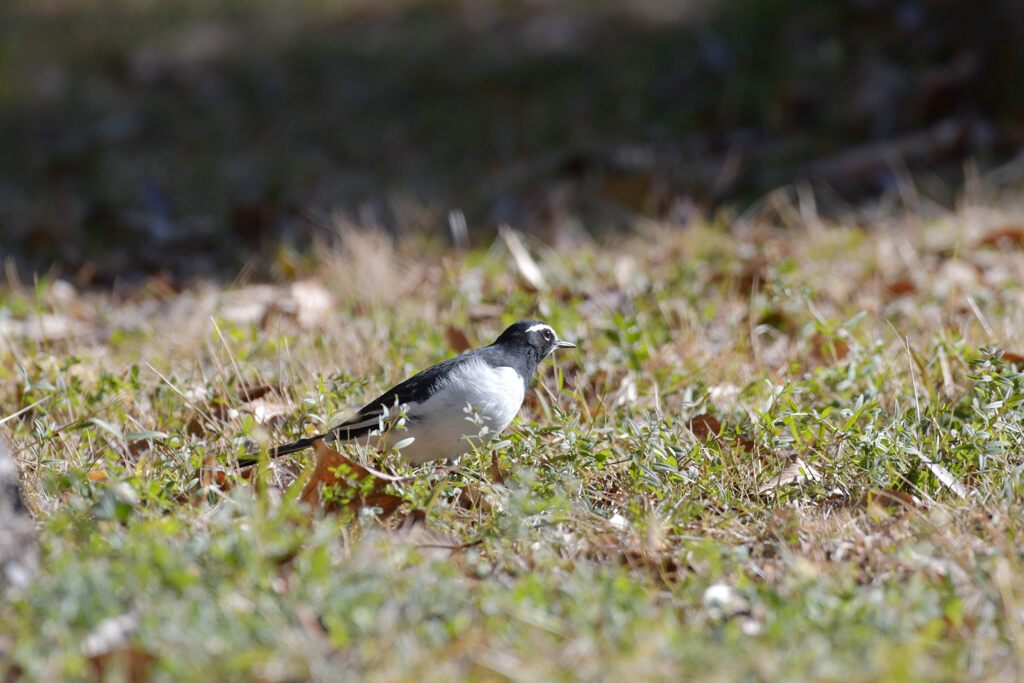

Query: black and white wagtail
<box><xmin>238</xmin><ymin>320</ymin><xmax>575</xmax><ymax>467</ymax></box>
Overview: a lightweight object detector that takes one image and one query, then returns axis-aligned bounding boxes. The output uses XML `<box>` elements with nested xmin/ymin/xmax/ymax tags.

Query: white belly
<box><xmin>380</xmin><ymin>359</ymin><xmax>525</xmax><ymax>464</ymax></box>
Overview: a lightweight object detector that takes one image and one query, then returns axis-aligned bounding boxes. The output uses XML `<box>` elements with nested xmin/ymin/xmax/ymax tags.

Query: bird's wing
<box><xmin>236</xmin><ymin>352</ymin><xmax>473</xmax><ymax>467</ymax></box>
<box><xmin>326</xmin><ymin>352</ymin><xmax>469</xmax><ymax>441</ymax></box>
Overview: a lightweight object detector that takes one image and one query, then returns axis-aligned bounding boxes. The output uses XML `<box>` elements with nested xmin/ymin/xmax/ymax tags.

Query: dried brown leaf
<box><xmin>199</xmin><ymin>455</ymin><xmax>230</xmax><ymax>490</ymax></box>
<box><xmin>301</xmin><ymin>439</ymin><xmax>401</xmax><ymax>517</ymax></box>
<box><xmin>388</xmin><ymin>509</ymin><xmax>472</xmax><ymax>560</ymax></box>
<box><xmin>88</xmin><ymin>648</ymin><xmax>155</xmax><ymax>683</ymax></box>
<box><xmin>198</xmin><ymin>453</ymin><xmax>259</xmax><ymax>491</ymax></box>
<box><xmin>811</xmin><ymin>334</ymin><xmax>850</xmax><ymax>363</ymax></box>
<box><xmin>978</xmin><ymin>226</ymin><xmax>1024</xmax><ymax>248</ymax></box>
<box><xmin>863</xmin><ymin>488</ymin><xmax>920</xmax><ymax>515</ymax></box>
<box><xmin>456</xmin><ymin>485</ymin><xmax>493</xmax><ymax>513</ymax></box>
<box><xmin>490</xmin><ymin>451</ymin><xmax>506</xmax><ymax>485</ymax></box>
<box><xmin>689</xmin><ymin>413</ymin><xmax>722</xmax><ymax>440</ymax></box>
<box><xmin>444</xmin><ymin>325</ymin><xmax>472</xmax><ymax>353</ymax></box>
<box><xmin>236</xmin><ymin>384</ymin><xmax>275</xmax><ymax>402</ymax></box>
<box><xmin>620</xmin><ymin>549</ymin><xmax>682</xmax><ymax>581</ymax></box>
<box><xmin>735</xmin><ymin>258</ymin><xmax>770</xmax><ymax>293</ymax></box>
<box><xmin>689</xmin><ymin>413</ymin><xmax>755</xmax><ymax>452</ymax></box>
<box><xmin>185</xmin><ymin>402</ymin><xmax>231</xmax><ymax>436</ymax></box>
<box><xmin>886</xmin><ymin>278</ymin><xmax>917</xmax><ymax>297</ymax></box>
<box><xmin>360</xmin><ymin>493</ymin><xmax>405</xmax><ymax>517</ymax></box>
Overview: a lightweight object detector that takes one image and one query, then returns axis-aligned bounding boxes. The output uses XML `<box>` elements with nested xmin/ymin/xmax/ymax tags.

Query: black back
<box><xmin>354</xmin><ymin>353</ymin><xmax>472</xmax><ymax>417</ymax></box>
<box><xmin>353</xmin><ymin>319</ymin><xmax>557</xmax><ymax>416</ymax></box>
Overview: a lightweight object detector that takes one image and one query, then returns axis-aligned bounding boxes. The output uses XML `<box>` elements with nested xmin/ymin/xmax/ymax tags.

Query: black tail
<box><xmin>237</xmin><ymin>435</ymin><xmax>321</xmax><ymax>468</ymax></box>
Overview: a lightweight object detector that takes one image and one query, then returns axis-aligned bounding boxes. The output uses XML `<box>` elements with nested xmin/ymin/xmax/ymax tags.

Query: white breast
<box><xmin>380</xmin><ymin>358</ymin><xmax>526</xmax><ymax>464</ymax></box>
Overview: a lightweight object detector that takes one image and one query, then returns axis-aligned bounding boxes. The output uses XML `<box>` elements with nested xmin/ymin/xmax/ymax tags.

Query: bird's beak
<box><xmin>555</xmin><ymin>340</ymin><xmax>577</xmax><ymax>349</ymax></box>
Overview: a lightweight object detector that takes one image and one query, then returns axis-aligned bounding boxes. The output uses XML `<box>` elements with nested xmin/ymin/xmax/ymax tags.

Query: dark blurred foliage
<box><xmin>1</xmin><ymin>0</ymin><xmax>1022</xmax><ymax>283</ymax></box>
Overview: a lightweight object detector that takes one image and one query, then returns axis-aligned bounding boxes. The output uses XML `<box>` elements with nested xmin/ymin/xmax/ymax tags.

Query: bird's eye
<box><xmin>544</xmin><ymin>330</ymin><xmax>553</xmax><ymax>341</ymax></box>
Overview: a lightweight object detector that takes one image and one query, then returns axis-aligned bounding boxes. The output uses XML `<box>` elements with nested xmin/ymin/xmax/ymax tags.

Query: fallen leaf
<box><xmin>445</xmin><ymin>325</ymin><xmax>472</xmax><ymax>353</ymax></box>
<box><xmin>187</xmin><ymin>385</ymin><xmax>291</xmax><ymax>435</ymax></box>
<box><xmin>185</xmin><ymin>407</ymin><xmax>225</xmax><ymax>436</ymax></box>
<box><xmin>219</xmin><ymin>280</ymin><xmax>333</xmax><ymax>330</ymax></box>
<box><xmin>456</xmin><ymin>485</ymin><xmax>493</xmax><ymax>513</ymax></box>
<box><xmin>1001</xmin><ymin>351</ymin><xmax>1024</xmax><ymax>364</ymax></box>
<box><xmin>490</xmin><ymin>451</ymin><xmax>506</xmax><ymax>485</ymax></box>
<box><xmin>689</xmin><ymin>413</ymin><xmax>722</xmax><ymax>440</ymax></box>
<box><xmin>127</xmin><ymin>440</ymin><xmax>150</xmax><ymax>457</ymax></box>
<box><xmin>238</xmin><ymin>398</ymin><xmax>291</xmax><ymax>426</ymax></box>
<box><xmin>383</xmin><ymin>509</ymin><xmax>472</xmax><ymax>560</ymax></box>
<box><xmin>689</xmin><ymin>413</ymin><xmax>755</xmax><ymax>452</ymax></box>
<box><xmin>236</xmin><ymin>384</ymin><xmax>275</xmax><ymax>402</ymax></box>
<box><xmin>759</xmin><ymin>457</ymin><xmax>822</xmax><ymax>495</ymax></box>
<box><xmin>289</xmin><ymin>280</ymin><xmax>334</xmax><ymax>328</ymax></box>
<box><xmin>199</xmin><ymin>455</ymin><xmax>229</xmax><ymax>490</ymax></box>
<box><xmin>87</xmin><ymin>470</ymin><xmax>108</xmax><ymax>482</ymax></box>
<box><xmin>618</xmin><ymin>548</ymin><xmax>682</xmax><ymax>580</ymax></box>
<box><xmin>862</xmin><ymin>488</ymin><xmax>920</xmax><ymax>515</ymax></box>
<box><xmin>915</xmin><ymin>453</ymin><xmax>968</xmax><ymax>500</ymax></box>
<box><xmin>608</xmin><ymin>513</ymin><xmax>630</xmax><ymax>530</ymax></box>
<box><xmin>301</xmin><ymin>439</ymin><xmax>402</xmax><ymax>518</ymax></box>
<box><xmin>886</xmin><ymin>278</ymin><xmax>917</xmax><ymax>297</ymax></box>
<box><xmin>811</xmin><ymin>334</ymin><xmax>850</xmax><ymax>363</ymax></box>
<box><xmin>734</xmin><ymin>257</ymin><xmax>770</xmax><ymax>293</ymax></box>
<box><xmin>466</xmin><ymin>303</ymin><xmax>503</xmax><ymax>322</ymax></box>
<box><xmin>978</xmin><ymin>226</ymin><xmax>1024</xmax><ymax>248</ymax></box>
<box><xmin>499</xmin><ymin>225</ymin><xmax>547</xmax><ymax>291</ymax></box>
<box><xmin>198</xmin><ymin>451</ymin><xmax>261</xmax><ymax>491</ymax></box>
<box><xmin>360</xmin><ymin>493</ymin><xmax>405</xmax><ymax>517</ymax></box>
<box><xmin>614</xmin><ymin>373</ymin><xmax>638</xmax><ymax>406</ymax></box>
<box><xmin>83</xmin><ymin>613</ymin><xmax>154</xmax><ymax>683</ymax></box>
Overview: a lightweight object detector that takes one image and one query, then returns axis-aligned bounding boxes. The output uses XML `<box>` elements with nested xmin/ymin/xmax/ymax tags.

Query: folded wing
<box><xmin>237</xmin><ymin>352</ymin><xmax>471</xmax><ymax>467</ymax></box>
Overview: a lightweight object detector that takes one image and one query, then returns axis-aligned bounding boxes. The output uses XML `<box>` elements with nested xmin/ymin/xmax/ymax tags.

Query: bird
<box><xmin>238</xmin><ymin>320</ymin><xmax>576</xmax><ymax>467</ymax></box>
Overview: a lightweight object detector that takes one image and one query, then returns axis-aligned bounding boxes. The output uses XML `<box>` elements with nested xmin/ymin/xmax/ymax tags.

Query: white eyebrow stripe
<box><xmin>525</xmin><ymin>323</ymin><xmax>553</xmax><ymax>333</ymax></box>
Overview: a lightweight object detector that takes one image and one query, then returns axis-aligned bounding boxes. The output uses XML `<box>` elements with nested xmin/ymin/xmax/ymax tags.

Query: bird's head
<box><xmin>492</xmin><ymin>319</ymin><xmax>576</xmax><ymax>361</ymax></box>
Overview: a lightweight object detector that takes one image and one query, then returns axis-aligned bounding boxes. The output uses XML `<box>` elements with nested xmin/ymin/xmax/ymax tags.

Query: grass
<box><xmin>4</xmin><ymin>189</ymin><xmax>1024</xmax><ymax>681</ymax></box>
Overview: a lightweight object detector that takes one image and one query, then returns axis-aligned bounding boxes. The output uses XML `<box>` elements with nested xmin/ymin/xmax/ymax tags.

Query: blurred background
<box><xmin>2</xmin><ymin>0</ymin><xmax>1022</xmax><ymax>285</ymax></box>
